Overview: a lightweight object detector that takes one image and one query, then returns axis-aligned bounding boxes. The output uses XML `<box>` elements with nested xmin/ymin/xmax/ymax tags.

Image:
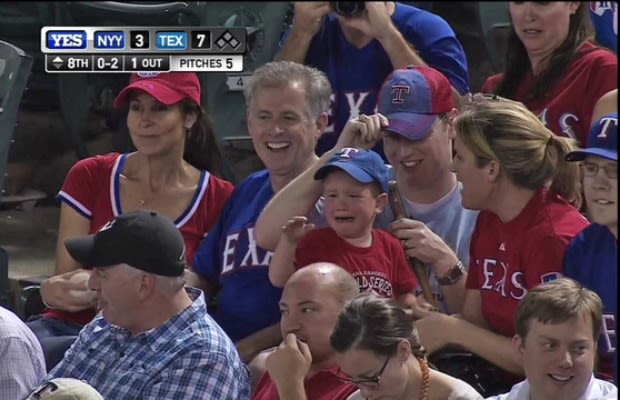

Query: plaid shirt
<box><xmin>0</xmin><ymin>306</ymin><xmax>46</xmax><ymax>400</ymax></box>
<box><xmin>46</xmin><ymin>288</ymin><xmax>250</xmax><ymax>399</ymax></box>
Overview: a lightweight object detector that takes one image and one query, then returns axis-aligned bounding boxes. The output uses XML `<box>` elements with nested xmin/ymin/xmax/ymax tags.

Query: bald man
<box><xmin>252</xmin><ymin>262</ymin><xmax>359</xmax><ymax>399</ymax></box>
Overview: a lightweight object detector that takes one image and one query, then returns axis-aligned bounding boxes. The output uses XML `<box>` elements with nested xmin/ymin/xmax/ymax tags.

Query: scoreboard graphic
<box><xmin>42</xmin><ymin>26</ymin><xmax>246</xmax><ymax>73</ymax></box>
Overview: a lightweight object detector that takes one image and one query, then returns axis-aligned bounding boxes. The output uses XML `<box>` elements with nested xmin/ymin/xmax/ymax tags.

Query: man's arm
<box><xmin>389</xmin><ymin>218</ymin><xmax>468</xmax><ymax>314</ymax></box>
<box><xmin>0</xmin><ymin>337</ymin><xmax>46</xmax><ymax>400</ymax></box>
<box><xmin>235</xmin><ymin>323</ymin><xmax>282</xmax><ymax>364</ymax></box>
<box><xmin>40</xmin><ymin>203</ymin><xmax>97</xmax><ymax>312</ymax></box>
<box><xmin>416</xmin><ymin>289</ymin><xmax>524</xmax><ymax>375</ymax></box>
<box><xmin>376</xmin><ymin>26</ymin><xmax>465</xmax><ymax>105</ymax></box>
<box><xmin>275</xmin><ymin>2</ymin><xmax>330</xmax><ymax>63</ymax></box>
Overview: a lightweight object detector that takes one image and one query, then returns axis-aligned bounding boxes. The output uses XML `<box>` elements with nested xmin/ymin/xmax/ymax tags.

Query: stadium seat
<box><xmin>478</xmin><ymin>2</ymin><xmax>511</xmax><ymax>73</ymax></box>
<box><xmin>0</xmin><ymin>38</ymin><xmax>34</xmax><ymax>310</ymax></box>
<box><xmin>0</xmin><ymin>41</ymin><xmax>35</xmax><ymax>192</ymax></box>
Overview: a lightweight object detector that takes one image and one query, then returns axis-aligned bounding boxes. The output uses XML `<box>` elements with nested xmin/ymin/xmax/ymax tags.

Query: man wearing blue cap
<box><xmin>564</xmin><ymin>112</ymin><xmax>618</xmax><ymax>384</ymax></box>
<box><xmin>268</xmin><ymin>147</ymin><xmax>420</xmax><ymax>312</ymax></box>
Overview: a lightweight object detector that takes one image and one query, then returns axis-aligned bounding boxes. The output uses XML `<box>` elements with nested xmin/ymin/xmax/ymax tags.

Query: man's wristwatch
<box><xmin>437</xmin><ymin>260</ymin><xmax>465</xmax><ymax>286</ymax></box>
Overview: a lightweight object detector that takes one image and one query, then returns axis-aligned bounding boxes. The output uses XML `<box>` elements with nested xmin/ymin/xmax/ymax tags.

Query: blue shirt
<box><xmin>46</xmin><ymin>288</ymin><xmax>250</xmax><ymax>399</ymax></box>
<box><xmin>288</xmin><ymin>2</ymin><xmax>470</xmax><ymax>158</ymax></box>
<box><xmin>590</xmin><ymin>1</ymin><xmax>618</xmax><ymax>53</ymax></box>
<box><xmin>193</xmin><ymin>170</ymin><xmax>283</xmax><ymax>342</ymax></box>
<box><xmin>564</xmin><ymin>223</ymin><xmax>617</xmax><ymax>383</ymax></box>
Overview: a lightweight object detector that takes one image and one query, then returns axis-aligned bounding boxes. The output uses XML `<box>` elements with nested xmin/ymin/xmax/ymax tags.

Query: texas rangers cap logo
<box><xmin>337</xmin><ymin>147</ymin><xmax>362</xmax><ymax>159</ymax></box>
<box><xmin>597</xmin><ymin>116</ymin><xmax>618</xmax><ymax>140</ymax></box>
<box><xmin>391</xmin><ymin>85</ymin><xmax>410</xmax><ymax>104</ymax></box>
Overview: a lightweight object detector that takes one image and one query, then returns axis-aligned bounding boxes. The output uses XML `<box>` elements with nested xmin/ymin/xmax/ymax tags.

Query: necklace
<box><xmin>417</xmin><ymin>356</ymin><xmax>430</xmax><ymax>400</ymax></box>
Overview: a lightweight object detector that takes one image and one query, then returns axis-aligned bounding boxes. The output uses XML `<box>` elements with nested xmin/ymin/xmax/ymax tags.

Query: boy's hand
<box><xmin>282</xmin><ymin>216</ymin><xmax>316</xmax><ymax>244</ymax></box>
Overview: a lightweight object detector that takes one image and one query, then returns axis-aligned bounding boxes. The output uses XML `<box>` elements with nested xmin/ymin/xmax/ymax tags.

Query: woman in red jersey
<box><xmin>413</xmin><ymin>95</ymin><xmax>590</xmax><ymax>397</ymax></box>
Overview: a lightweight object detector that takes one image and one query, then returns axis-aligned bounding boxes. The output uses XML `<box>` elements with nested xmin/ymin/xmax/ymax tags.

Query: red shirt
<box><xmin>482</xmin><ymin>42</ymin><xmax>617</xmax><ymax>146</ymax></box>
<box><xmin>466</xmin><ymin>189</ymin><xmax>589</xmax><ymax>337</ymax></box>
<box><xmin>296</xmin><ymin>227</ymin><xmax>418</xmax><ymax>298</ymax></box>
<box><xmin>252</xmin><ymin>368</ymin><xmax>357</xmax><ymax>400</ymax></box>
<box><xmin>44</xmin><ymin>152</ymin><xmax>233</xmax><ymax>325</ymax></box>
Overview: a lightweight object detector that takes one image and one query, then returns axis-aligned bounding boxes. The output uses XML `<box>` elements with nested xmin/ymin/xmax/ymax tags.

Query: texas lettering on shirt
<box><xmin>480</xmin><ymin>258</ymin><xmax>528</xmax><ymax>301</ymax></box>
<box><xmin>220</xmin><ymin>227</ymin><xmax>273</xmax><ymax>275</ymax></box>
<box><xmin>324</xmin><ymin>91</ymin><xmax>377</xmax><ymax>135</ymax></box>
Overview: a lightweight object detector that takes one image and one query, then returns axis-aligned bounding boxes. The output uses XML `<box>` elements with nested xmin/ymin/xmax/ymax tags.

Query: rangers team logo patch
<box><xmin>391</xmin><ymin>85</ymin><xmax>410</xmax><ymax>104</ymax></box>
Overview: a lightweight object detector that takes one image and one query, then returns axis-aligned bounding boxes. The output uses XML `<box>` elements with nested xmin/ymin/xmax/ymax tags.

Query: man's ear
<box><xmin>512</xmin><ymin>334</ymin><xmax>526</xmax><ymax>363</ymax></box>
<box><xmin>137</xmin><ymin>273</ymin><xmax>156</xmax><ymax>300</ymax></box>
<box><xmin>375</xmin><ymin>192</ymin><xmax>388</xmax><ymax>214</ymax></box>
<box><xmin>315</xmin><ymin>112</ymin><xmax>329</xmax><ymax>140</ymax></box>
<box><xmin>446</xmin><ymin>109</ymin><xmax>459</xmax><ymax>140</ymax></box>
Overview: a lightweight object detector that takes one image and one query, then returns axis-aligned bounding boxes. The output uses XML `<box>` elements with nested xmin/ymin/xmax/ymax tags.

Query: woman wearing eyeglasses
<box><xmin>411</xmin><ymin>95</ymin><xmax>590</xmax><ymax>396</ymax></box>
<box><xmin>564</xmin><ymin>112</ymin><xmax>618</xmax><ymax>384</ymax></box>
<box><xmin>330</xmin><ymin>293</ymin><xmax>482</xmax><ymax>400</ymax></box>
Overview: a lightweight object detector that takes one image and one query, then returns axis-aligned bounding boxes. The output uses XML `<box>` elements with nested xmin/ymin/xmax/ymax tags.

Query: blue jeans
<box><xmin>26</xmin><ymin>316</ymin><xmax>81</xmax><ymax>371</ymax></box>
<box><xmin>26</xmin><ymin>315</ymin><xmax>82</xmax><ymax>339</ymax></box>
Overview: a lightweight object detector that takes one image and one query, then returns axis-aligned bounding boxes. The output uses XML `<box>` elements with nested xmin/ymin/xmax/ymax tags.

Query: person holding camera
<box><xmin>276</xmin><ymin>1</ymin><xmax>470</xmax><ymax>160</ymax></box>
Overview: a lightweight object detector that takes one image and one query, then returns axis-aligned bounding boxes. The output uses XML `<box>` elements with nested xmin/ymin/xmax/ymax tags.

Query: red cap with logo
<box><xmin>377</xmin><ymin>66</ymin><xmax>454</xmax><ymax>141</ymax></box>
<box><xmin>113</xmin><ymin>72</ymin><xmax>201</xmax><ymax>108</ymax></box>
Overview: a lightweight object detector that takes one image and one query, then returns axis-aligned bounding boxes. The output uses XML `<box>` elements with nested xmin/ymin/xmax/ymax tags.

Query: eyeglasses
<box><xmin>331</xmin><ymin>355</ymin><xmax>391</xmax><ymax>387</ymax></box>
<box><xmin>580</xmin><ymin>161</ymin><xmax>618</xmax><ymax>179</ymax></box>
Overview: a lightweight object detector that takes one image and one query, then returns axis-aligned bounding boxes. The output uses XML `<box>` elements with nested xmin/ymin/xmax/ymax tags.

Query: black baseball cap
<box><xmin>64</xmin><ymin>210</ymin><xmax>186</xmax><ymax>277</ymax></box>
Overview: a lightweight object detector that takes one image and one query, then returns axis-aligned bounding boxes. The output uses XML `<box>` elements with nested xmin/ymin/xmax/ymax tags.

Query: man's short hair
<box><xmin>515</xmin><ymin>278</ymin><xmax>603</xmax><ymax>341</ymax></box>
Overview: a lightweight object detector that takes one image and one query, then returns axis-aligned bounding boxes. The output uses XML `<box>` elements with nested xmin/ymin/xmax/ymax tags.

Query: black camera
<box><xmin>330</xmin><ymin>2</ymin><xmax>366</xmax><ymax>17</ymax></box>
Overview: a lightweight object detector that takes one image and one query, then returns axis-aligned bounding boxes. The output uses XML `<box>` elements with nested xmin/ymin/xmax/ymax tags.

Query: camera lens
<box><xmin>331</xmin><ymin>2</ymin><xmax>365</xmax><ymax>17</ymax></box>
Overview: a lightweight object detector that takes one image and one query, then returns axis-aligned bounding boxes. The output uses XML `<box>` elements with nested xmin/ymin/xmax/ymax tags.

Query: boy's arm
<box><xmin>255</xmin><ymin>114</ymin><xmax>388</xmax><ymax>251</ymax></box>
<box><xmin>269</xmin><ymin>237</ymin><xmax>299</xmax><ymax>288</ymax></box>
<box><xmin>255</xmin><ymin>150</ymin><xmax>334</xmax><ymax>251</ymax></box>
<box><xmin>269</xmin><ymin>217</ymin><xmax>315</xmax><ymax>288</ymax></box>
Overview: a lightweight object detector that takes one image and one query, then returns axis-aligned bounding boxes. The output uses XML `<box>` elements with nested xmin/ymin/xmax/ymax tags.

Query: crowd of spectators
<box><xmin>0</xmin><ymin>2</ymin><xmax>617</xmax><ymax>399</ymax></box>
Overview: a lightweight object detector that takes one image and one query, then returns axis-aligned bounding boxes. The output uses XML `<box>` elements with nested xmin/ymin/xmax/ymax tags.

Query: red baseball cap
<box><xmin>378</xmin><ymin>66</ymin><xmax>454</xmax><ymax>141</ymax></box>
<box><xmin>113</xmin><ymin>72</ymin><xmax>201</xmax><ymax>108</ymax></box>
